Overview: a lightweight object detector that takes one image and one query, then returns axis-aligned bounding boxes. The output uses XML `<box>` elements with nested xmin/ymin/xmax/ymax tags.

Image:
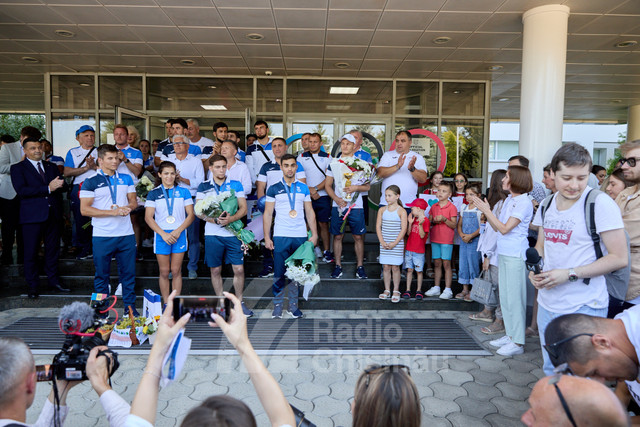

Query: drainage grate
<box><xmin>0</xmin><ymin>318</ymin><xmax>490</xmax><ymax>356</ymax></box>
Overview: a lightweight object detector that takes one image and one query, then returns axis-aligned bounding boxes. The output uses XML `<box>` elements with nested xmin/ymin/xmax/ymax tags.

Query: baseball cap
<box><xmin>406</xmin><ymin>198</ymin><xmax>428</xmax><ymax>210</ymax></box>
<box><xmin>75</xmin><ymin>125</ymin><xmax>95</xmax><ymax>137</ymax></box>
<box><xmin>340</xmin><ymin>134</ymin><xmax>356</xmax><ymax>144</ymax></box>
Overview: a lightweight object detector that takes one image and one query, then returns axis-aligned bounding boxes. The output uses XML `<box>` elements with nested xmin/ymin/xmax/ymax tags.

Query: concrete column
<box><xmin>627</xmin><ymin>105</ymin><xmax>640</xmax><ymax>142</ymax></box>
<box><xmin>519</xmin><ymin>4</ymin><xmax>570</xmax><ymax>182</ymax></box>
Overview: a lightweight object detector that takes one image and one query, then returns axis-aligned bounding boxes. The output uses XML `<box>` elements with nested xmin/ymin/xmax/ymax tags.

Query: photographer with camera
<box><xmin>0</xmin><ymin>338</ymin><xmax>126</xmax><ymax>427</ymax></box>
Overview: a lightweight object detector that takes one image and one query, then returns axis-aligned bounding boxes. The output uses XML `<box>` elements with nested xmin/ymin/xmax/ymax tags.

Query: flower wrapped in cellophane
<box><xmin>285</xmin><ymin>239</ymin><xmax>320</xmax><ymax>300</ymax></box>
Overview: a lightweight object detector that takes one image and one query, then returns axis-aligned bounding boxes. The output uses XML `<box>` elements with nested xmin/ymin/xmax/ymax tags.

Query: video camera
<box><xmin>36</xmin><ymin>293</ymin><xmax>120</xmax><ymax>382</ymax></box>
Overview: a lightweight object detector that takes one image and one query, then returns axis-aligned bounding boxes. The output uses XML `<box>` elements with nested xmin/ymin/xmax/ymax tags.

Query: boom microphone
<box><xmin>58</xmin><ymin>302</ymin><xmax>95</xmax><ymax>334</ymax></box>
<box><xmin>525</xmin><ymin>248</ymin><xmax>543</xmax><ymax>275</ymax></box>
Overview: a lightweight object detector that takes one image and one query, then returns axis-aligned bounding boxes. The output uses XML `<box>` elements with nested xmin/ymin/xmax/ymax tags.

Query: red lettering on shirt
<box><xmin>544</xmin><ymin>228</ymin><xmax>572</xmax><ymax>244</ymax></box>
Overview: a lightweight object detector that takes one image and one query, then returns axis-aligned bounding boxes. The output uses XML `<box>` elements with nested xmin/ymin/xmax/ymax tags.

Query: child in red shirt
<box><xmin>402</xmin><ymin>198</ymin><xmax>430</xmax><ymax>300</ymax></box>
<box><xmin>425</xmin><ymin>183</ymin><xmax>458</xmax><ymax>299</ymax></box>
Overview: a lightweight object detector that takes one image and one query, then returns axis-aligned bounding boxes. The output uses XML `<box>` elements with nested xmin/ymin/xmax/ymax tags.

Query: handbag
<box><xmin>470</xmin><ymin>270</ymin><xmax>498</xmax><ymax>306</ymax></box>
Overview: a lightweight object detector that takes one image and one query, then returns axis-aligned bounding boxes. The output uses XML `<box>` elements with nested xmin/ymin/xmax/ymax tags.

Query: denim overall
<box><xmin>459</xmin><ymin>208</ymin><xmax>481</xmax><ymax>285</ymax></box>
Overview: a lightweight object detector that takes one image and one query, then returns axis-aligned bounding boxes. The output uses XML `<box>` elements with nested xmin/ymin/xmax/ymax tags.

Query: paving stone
<box><xmin>462</xmin><ymin>381</ymin><xmax>502</xmax><ymax>401</ymax></box>
<box><xmin>421</xmin><ymin>415</ymin><xmax>453</xmax><ymax>427</ymax></box>
<box><xmin>295</xmin><ymin>381</ymin><xmax>331</xmax><ymax>401</ymax></box>
<box><xmin>438</xmin><ymin>368</ymin><xmax>474</xmax><ymax>386</ymax></box>
<box><xmin>267</xmin><ymin>356</ymin><xmax>299</xmax><ymax>373</ymax></box>
<box><xmin>496</xmin><ymin>382</ymin><xmax>534</xmax><ymax>401</ymax></box>
<box><xmin>412</xmin><ymin>371</ymin><xmax>442</xmax><ymax>387</ymax></box>
<box><xmin>454</xmin><ymin>396</ymin><xmax>497</xmax><ymax>418</ymax></box>
<box><xmin>484</xmin><ymin>413</ymin><xmax>525</xmax><ymax>427</ymax></box>
<box><xmin>421</xmin><ymin>396</ymin><xmax>461</xmax><ymax>417</ymax></box>
<box><xmin>189</xmin><ymin>381</ymin><xmax>229</xmax><ymax>400</ymax></box>
<box><xmin>468</xmin><ymin>368</ymin><xmax>506</xmax><ymax>386</ymax></box>
<box><xmin>504</xmin><ymin>358</ymin><xmax>540</xmax><ymax>373</ymax></box>
<box><xmin>311</xmin><ymin>395</ymin><xmax>350</xmax><ymax>418</ymax></box>
<box><xmin>447</xmin><ymin>412</ymin><xmax>491</xmax><ymax>427</ymax></box>
<box><xmin>281</xmin><ymin>371</ymin><xmax>314</xmax><ymax>387</ymax></box>
<box><xmin>64</xmin><ymin>413</ymin><xmax>100</xmax><ymax>427</ymax></box>
<box><xmin>160</xmin><ymin>395</ymin><xmax>198</xmax><ymax>418</ymax></box>
<box><xmin>181</xmin><ymin>368</ymin><xmax>218</xmax><ymax>386</ymax></box>
<box><xmin>156</xmin><ymin>414</ymin><xmax>178</xmax><ymax>427</ymax></box>
<box><xmin>226</xmin><ymin>381</ymin><xmax>261</xmax><ymax>399</ymax></box>
<box><xmin>530</xmin><ymin>368</ymin><xmax>545</xmax><ymax>380</ymax></box>
<box><xmin>500</xmin><ymin>369</ymin><xmax>539</xmax><ymax>387</ymax></box>
<box><xmin>474</xmin><ymin>357</ymin><xmax>508</xmax><ymax>373</ymax></box>
<box><xmin>446</xmin><ymin>358</ymin><xmax>479</xmax><ymax>372</ymax></box>
<box><xmin>312</xmin><ymin>371</ymin><xmax>346</xmax><ymax>386</ymax></box>
<box><xmin>158</xmin><ymin>382</ymin><xmax>194</xmax><ymax>401</ymax></box>
<box><xmin>298</xmin><ymin>355</ymin><xmax>331</xmax><ymax>372</ymax></box>
<box><xmin>331</xmin><ymin>410</ymin><xmax>353</xmax><ymax>427</ymax></box>
<box><xmin>491</xmin><ymin>396</ymin><xmax>530</xmax><ymax>419</ymax></box>
<box><xmin>288</xmin><ymin>395</ymin><xmax>315</xmax><ymax>414</ymax></box>
<box><xmin>329</xmin><ymin>380</ymin><xmax>356</xmax><ymax>401</ymax></box>
<box><xmin>430</xmin><ymin>382</ymin><xmax>467</xmax><ymax>400</ymax></box>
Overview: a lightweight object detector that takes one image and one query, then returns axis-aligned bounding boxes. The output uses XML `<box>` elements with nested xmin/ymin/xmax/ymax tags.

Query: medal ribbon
<box><xmin>282</xmin><ymin>178</ymin><xmax>296</xmax><ymax>213</ymax></box>
<box><xmin>213</xmin><ymin>178</ymin><xmax>226</xmax><ymax>195</ymax></box>
<box><xmin>100</xmin><ymin>171</ymin><xmax>118</xmax><ymax>206</ymax></box>
<box><xmin>161</xmin><ymin>185</ymin><xmax>176</xmax><ymax>217</ymax></box>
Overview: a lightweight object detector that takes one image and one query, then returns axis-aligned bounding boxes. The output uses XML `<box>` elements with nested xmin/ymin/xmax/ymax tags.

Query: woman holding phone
<box><xmin>145</xmin><ymin>161</ymin><xmax>195</xmax><ymax>303</ymax></box>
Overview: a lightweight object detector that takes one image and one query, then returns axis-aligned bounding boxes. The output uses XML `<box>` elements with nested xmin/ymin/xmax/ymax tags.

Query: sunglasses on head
<box><xmin>549</xmin><ymin>366</ymin><xmax>578</xmax><ymax>427</ymax></box>
<box><xmin>363</xmin><ymin>364</ymin><xmax>410</xmax><ymax>387</ymax></box>
<box><xmin>543</xmin><ymin>333</ymin><xmax>593</xmax><ymax>361</ymax></box>
<box><xmin>618</xmin><ymin>157</ymin><xmax>640</xmax><ymax>167</ymax></box>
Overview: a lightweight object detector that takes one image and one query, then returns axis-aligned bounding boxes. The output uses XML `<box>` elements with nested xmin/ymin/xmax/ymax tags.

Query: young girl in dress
<box><xmin>376</xmin><ymin>185</ymin><xmax>408</xmax><ymax>303</ymax></box>
<box><xmin>145</xmin><ymin>161</ymin><xmax>195</xmax><ymax>303</ymax></box>
<box><xmin>456</xmin><ymin>184</ymin><xmax>483</xmax><ymax>301</ymax></box>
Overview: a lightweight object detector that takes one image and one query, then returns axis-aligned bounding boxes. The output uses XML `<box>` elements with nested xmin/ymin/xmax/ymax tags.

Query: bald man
<box><xmin>522</xmin><ymin>374</ymin><xmax>629</xmax><ymax>426</ymax></box>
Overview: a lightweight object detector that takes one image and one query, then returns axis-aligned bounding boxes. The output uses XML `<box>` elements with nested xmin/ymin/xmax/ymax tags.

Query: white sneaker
<box><xmin>439</xmin><ymin>288</ymin><xmax>453</xmax><ymax>299</ymax></box>
<box><xmin>115</xmin><ymin>283</ymin><xmax>123</xmax><ymax>296</ymax></box>
<box><xmin>497</xmin><ymin>342</ymin><xmax>524</xmax><ymax>356</ymax></box>
<box><xmin>142</xmin><ymin>238</ymin><xmax>153</xmax><ymax>248</ymax></box>
<box><xmin>489</xmin><ymin>335</ymin><xmax>512</xmax><ymax>348</ymax></box>
<box><xmin>314</xmin><ymin>247</ymin><xmax>323</xmax><ymax>258</ymax></box>
<box><xmin>425</xmin><ymin>286</ymin><xmax>441</xmax><ymax>297</ymax></box>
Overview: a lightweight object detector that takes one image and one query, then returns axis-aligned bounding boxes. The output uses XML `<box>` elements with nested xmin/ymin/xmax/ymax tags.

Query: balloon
<box><xmin>257</xmin><ymin>196</ymin><xmax>266</xmax><ymax>213</ymax></box>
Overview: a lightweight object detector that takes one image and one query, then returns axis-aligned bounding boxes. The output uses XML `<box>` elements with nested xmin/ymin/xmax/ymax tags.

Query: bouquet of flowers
<box><xmin>194</xmin><ymin>189</ymin><xmax>255</xmax><ymax>253</ymax></box>
<box><xmin>285</xmin><ymin>239</ymin><xmax>320</xmax><ymax>300</ymax></box>
<box><xmin>330</xmin><ymin>157</ymin><xmax>378</xmax><ymax>232</ymax></box>
<box><xmin>136</xmin><ymin>175</ymin><xmax>155</xmax><ymax>202</ymax></box>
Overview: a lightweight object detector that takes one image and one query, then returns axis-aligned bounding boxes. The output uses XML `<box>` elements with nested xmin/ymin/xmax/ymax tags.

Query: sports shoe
<box><xmin>314</xmin><ymin>246</ymin><xmax>323</xmax><ymax>258</ymax></box>
<box><xmin>497</xmin><ymin>342</ymin><xmax>524</xmax><ymax>356</ymax></box>
<box><xmin>322</xmin><ymin>251</ymin><xmax>335</xmax><ymax>264</ymax></box>
<box><xmin>76</xmin><ymin>252</ymin><xmax>92</xmax><ymax>260</ymax></box>
<box><xmin>355</xmin><ymin>266</ymin><xmax>367</xmax><ymax>279</ymax></box>
<box><xmin>489</xmin><ymin>335</ymin><xmax>512</xmax><ymax>348</ymax></box>
<box><xmin>136</xmin><ymin>252</ymin><xmax>144</xmax><ymax>262</ymax></box>
<box><xmin>331</xmin><ymin>265</ymin><xmax>343</xmax><ymax>278</ymax></box>
<box><xmin>188</xmin><ymin>270</ymin><xmax>197</xmax><ymax>279</ymax></box>
<box><xmin>241</xmin><ymin>302</ymin><xmax>254</xmax><ymax>318</ymax></box>
<box><xmin>425</xmin><ymin>286</ymin><xmax>441</xmax><ymax>297</ymax></box>
<box><xmin>271</xmin><ymin>304</ymin><xmax>283</xmax><ymax>319</ymax></box>
<box><xmin>142</xmin><ymin>238</ymin><xmax>153</xmax><ymax>248</ymax></box>
<box><xmin>287</xmin><ymin>305</ymin><xmax>304</xmax><ymax>319</ymax></box>
<box><xmin>258</xmin><ymin>266</ymin><xmax>274</xmax><ymax>278</ymax></box>
<box><xmin>124</xmin><ymin>306</ymin><xmax>140</xmax><ymax>317</ymax></box>
<box><xmin>439</xmin><ymin>288</ymin><xmax>453</xmax><ymax>299</ymax></box>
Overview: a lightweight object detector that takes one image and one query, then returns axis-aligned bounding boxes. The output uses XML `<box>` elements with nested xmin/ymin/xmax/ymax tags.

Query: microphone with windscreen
<box><xmin>525</xmin><ymin>248</ymin><xmax>543</xmax><ymax>275</ymax></box>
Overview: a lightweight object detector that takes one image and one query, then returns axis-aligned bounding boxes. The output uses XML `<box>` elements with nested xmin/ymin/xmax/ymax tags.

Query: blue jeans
<box><xmin>273</xmin><ymin>236</ymin><xmax>307</xmax><ymax>306</ymax></box>
<box><xmin>93</xmin><ymin>235</ymin><xmax>137</xmax><ymax>308</ymax></box>
<box><xmin>538</xmin><ymin>303</ymin><xmax>608</xmax><ymax>375</ymax></box>
<box><xmin>187</xmin><ymin>215</ymin><xmax>200</xmax><ymax>272</ymax></box>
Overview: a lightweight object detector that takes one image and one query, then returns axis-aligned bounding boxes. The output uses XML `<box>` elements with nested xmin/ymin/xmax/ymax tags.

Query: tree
<box><xmin>442</xmin><ymin>126</ymin><xmax>481</xmax><ymax>178</ymax></box>
<box><xmin>0</xmin><ymin>114</ymin><xmax>46</xmax><ymax>139</ymax></box>
<box><xmin>607</xmin><ymin>131</ymin><xmax>627</xmax><ymax>174</ymax></box>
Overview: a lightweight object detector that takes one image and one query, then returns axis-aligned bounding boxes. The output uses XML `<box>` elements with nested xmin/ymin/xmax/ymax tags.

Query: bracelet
<box><xmin>144</xmin><ymin>370</ymin><xmax>161</xmax><ymax>380</ymax></box>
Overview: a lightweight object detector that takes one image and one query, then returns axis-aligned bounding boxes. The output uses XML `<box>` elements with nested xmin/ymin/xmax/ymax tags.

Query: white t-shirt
<box><xmin>297</xmin><ymin>151</ymin><xmax>331</xmax><ymax>197</ymax></box>
<box><xmin>115</xmin><ymin>145</ymin><xmax>144</xmax><ymax>184</ymax></box>
<box><xmin>533</xmin><ymin>189</ymin><xmax>624</xmax><ymax>313</ymax></box>
<box><xmin>616</xmin><ymin>305</ymin><xmax>640</xmax><ymax>381</ymax></box>
<box><xmin>378</xmin><ymin>150</ymin><xmax>427</xmax><ymax>206</ymax></box>
<box><xmin>496</xmin><ymin>193</ymin><xmax>533</xmax><ymax>258</ymax></box>
<box><xmin>266</xmin><ymin>180</ymin><xmax>311</xmax><ymax>238</ymax></box>
<box><xmin>196</xmin><ymin>179</ymin><xmax>245</xmax><ymax>237</ymax></box>
<box><xmin>225</xmin><ymin>160</ymin><xmax>252</xmax><ymax>195</ymax></box>
<box><xmin>145</xmin><ymin>185</ymin><xmax>193</xmax><ymax>230</ymax></box>
<box><xmin>191</xmin><ymin>135</ymin><xmax>214</xmax><ymax>151</ymax></box>
<box><xmin>79</xmin><ymin>171</ymin><xmax>135</xmax><ymax>237</ymax></box>
<box><xmin>64</xmin><ymin>145</ymin><xmax>98</xmax><ymax>185</ymax></box>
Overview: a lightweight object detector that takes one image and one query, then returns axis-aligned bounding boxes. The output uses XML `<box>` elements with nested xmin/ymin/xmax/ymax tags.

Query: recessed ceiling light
<box><xmin>498</xmin><ymin>97</ymin><xmax>509</xmax><ymax>102</ymax></box>
<box><xmin>201</xmin><ymin>104</ymin><xmax>227</xmax><ymax>110</ymax></box>
<box><xmin>334</xmin><ymin>62</ymin><xmax>350</xmax><ymax>69</ymax></box>
<box><xmin>54</xmin><ymin>29</ymin><xmax>75</xmax><ymax>38</ymax></box>
<box><xmin>79</xmin><ymin>82</ymin><xmax>90</xmax><ymax>87</ymax></box>
<box><xmin>52</xmin><ymin>95</ymin><xmax>60</xmax><ymax>99</ymax></box>
<box><xmin>615</xmin><ymin>40</ymin><xmax>637</xmax><ymax>48</ymax></box>
<box><xmin>611</xmin><ymin>99</ymin><xmax>623</xmax><ymax>103</ymax></box>
<box><xmin>326</xmin><ymin>105</ymin><xmax>351</xmax><ymax>111</ymax></box>
<box><xmin>488</xmin><ymin>65</ymin><xmax>503</xmax><ymax>71</ymax></box>
<box><xmin>207</xmin><ymin>85</ymin><xmax>216</xmax><ymax>89</ymax></box>
<box><xmin>329</xmin><ymin>86</ymin><xmax>359</xmax><ymax>95</ymax></box>
<box><xmin>432</xmin><ymin>36</ymin><xmax>451</xmax><ymax>45</ymax></box>
<box><xmin>275</xmin><ymin>98</ymin><xmax>282</xmax><ymax>102</ymax></box>
<box><xmin>22</xmin><ymin>56</ymin><xmax>39</xmax><ymax>63</ymax></box>
<box><xmin>246</xmin><ymin>33</ymin><xmax>264</xmax><ymax>41</ymax></box>
<box><xmin>166</xmin><ymin>97</ymin><xmax>174</xmax><ymax>101</ymax></box>
<box><xmin>180</xmin><ymin>59</ymin><xmax>195</xmax><ymax>65</ymax></box>
<box><xmin>452</xmin><ymin>89</ymin><xmax>463</xmax><ymax>94</ymax></box>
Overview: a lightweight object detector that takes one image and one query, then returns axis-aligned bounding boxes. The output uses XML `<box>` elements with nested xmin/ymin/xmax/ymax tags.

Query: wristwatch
<box><xmin>568</xmin><ymin>268</ymin><xmax>578</xmax><ymax>282</ymax></box>
<box><xmin>409</xmin><ymin>166</ymin><xmax>416</xmax><ymax>172</ymax></box>
<box><xmin>125</xmin><ymin>158</ymin><xmax>130</xmax><ymax>164</ymax></box>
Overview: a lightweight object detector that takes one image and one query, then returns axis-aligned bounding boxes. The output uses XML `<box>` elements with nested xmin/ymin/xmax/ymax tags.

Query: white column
<box><xmin>519</xmin><ymin>5</ymin><xmax>570</xmax><ymax>182</ymax></box>
<box><xmin>627</xmin><ymin>105</ymin><xmax>640</xmax><ymax>142</ymax></box>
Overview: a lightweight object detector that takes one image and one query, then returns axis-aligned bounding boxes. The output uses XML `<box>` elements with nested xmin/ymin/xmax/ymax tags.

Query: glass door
<box><xmin>115</xmin><ymin>106</ymin><xmax>148</xmax><ymax>145</ymax></box>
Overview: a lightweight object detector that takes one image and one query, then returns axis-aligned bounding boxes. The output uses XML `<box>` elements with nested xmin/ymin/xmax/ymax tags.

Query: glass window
<box><xmin>99</xmin><ymin>76</ymin><xmax>143</xmax><ymax>110</ymax></box>
<box><xmin>441</xmin><ymin>119</ymin><xmax>484</xmax><ymax>178</ymax></box>
<box><xmin>52</xmin><ymin>113</ymin><xmax>96</xmax><ymax>157</ymax></box>
<box><xmin>394</xmin><ymin>118</ymin><xmax>439</xmax><ymax>177</ymax></box>
<box><xmin>441</xmin><ymin>82</ymin><xmax>485</xmax><ymax>116</ymax></box>
<box><xmin>0</xmin><ymin>77</ymin><xmax>44</xmax><ymax>111</ymax></box>
<box><xmin>51</xmin><ymin>75</ymin><xmax>95</xmax><ymax>110</ymax></box>
<box><xmin>99</xmin><ymin>113</ymin><xmax>115</xmax><ymax>145</ymax></box>
<box><xmin>287</xmin><ymin>79</ymin><xmax>392</xmax><ymax>115</ymax></box>
<box><xmin>292</xmin><ymin>122</ymin><xmax>335</xmax><ymax>154</ymax></box>
<box><xmin>497</xmin><ymin>140</ymin><xmax>519</xmax><ymax>161</ymax></box>
<box><xmin>344</xmin><ymin>123</ymin><xmax>386</xmax><ymax>164</ymax></box>
<box><xmin>257</xmin><ymin>78</ymin><xmax>283</xmax><ymax>113</ymax></box>
<box><xmin>146</xmin><ymin>77</ymin><xmax>253</xmax><ymax>111</ymax></box>
<box><xmin>395</xmin><ymin>81</ymin><xmax>438</xmax><ymax>116</ymax></box>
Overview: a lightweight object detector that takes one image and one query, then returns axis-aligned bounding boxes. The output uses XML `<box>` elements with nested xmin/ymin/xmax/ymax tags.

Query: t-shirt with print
<box><xmin>533</xmin><ymin>189</ymin><xmax>624</xmax><ymax>313</ymax></box>
<box><xmin>79</xmin><ymin>171</ymin><xmax>135</xmax><ymax>237</ymax></box>
<box><xmin>406</xmin><ymin>217</ymin><xmax>430</xmax><ymax>253</ymax></box>
<box><xmin>145</xmin><ymin>185</ymin><xmax>193</xmax><ymax>231</ymax></box>
<box><xmin>196</xmin><ymin>179</ymin><xmax>245</xmax><ymax>238</ymax></box>
<box><xmin>378</xmin><ymin>150</ymin><xmax>427</xmax><ymax>207</ymax></box>
<box><xmin>115</xmin><ymin>145</ymin><xmax>143</xmax><ymax>184</ymax></box>
<box><xmin>257</xmin><ymin>160</ymin><xmax>306</xmax><ymax>192</ymax></box>
<box><xmin>64</xmin><ymin>146</ymin><xmax>98</xmax><ymax>185</ymax></box>
<box><xmin>430</xmin><ymin>201</ymin><xmax>457</xmax><ymax>244</ymax></box>
<box><xmin>615</xmin><ymin>304</ymin><xmax>640</xmax><ymax>380</ymax></box>
<box><xmin>496</xmin><ymin>194</ymin><xmax>533</xmax><ymax>258</ymax></box>
<box><xmin>266</xmin><ymin>180</ymin><xmax>311</xmax><ymax>238</ymax></box>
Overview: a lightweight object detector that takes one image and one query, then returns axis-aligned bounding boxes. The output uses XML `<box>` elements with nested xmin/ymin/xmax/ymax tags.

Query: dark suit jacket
<box><xmin>10</xmin><ymin>159</ymin><xmax>66</xmax><ymax>224</ymax></box>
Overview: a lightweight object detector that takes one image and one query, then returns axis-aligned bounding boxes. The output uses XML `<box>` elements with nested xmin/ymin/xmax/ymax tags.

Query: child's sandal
<box><xmin>379</xmin><ymin>290</ymin><xmax>390</xmax><ymax>300</ymax></box>
<box><xmin>415</xmin><ymin>291</ymin><xmax>424</xmax><ymax>300</ymax></box>
<box><xmin>391</xmin><ymin>291</ymin><xmax>401</xmax><ymax>303</ymax></box>
<box><xmin>401</xmin><ymin>291</ymin><xmax>411</xmax><ymax>299</ymax></box>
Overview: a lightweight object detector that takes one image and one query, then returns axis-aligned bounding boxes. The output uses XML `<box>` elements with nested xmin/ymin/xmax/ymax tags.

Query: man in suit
<box><xmin>0</xmin><ymin>126</ymin><xmax>41</xmax><ymax>265</ymax></box>
<box><xmin>11</xmin><ymin>138</ymin><xmax>69</xmax><ymax>298</ymax></box>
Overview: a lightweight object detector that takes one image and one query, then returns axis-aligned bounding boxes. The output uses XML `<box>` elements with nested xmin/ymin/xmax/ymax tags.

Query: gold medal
<box><xmin>289</xmin><ymin>210</ymin><xmax>297</xmax><ymax>218</ymax></box>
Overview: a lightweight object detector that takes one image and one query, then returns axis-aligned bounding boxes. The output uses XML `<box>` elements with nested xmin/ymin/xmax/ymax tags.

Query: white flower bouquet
<box><xmin>330</xmin><ymin>156</ymin><xmax>379</xmax><ymax>232</ymax></box>
<box><xmin>135</xmin><ymin>175</ymin><xmax>155</xmax><ymax>202</ymax></box>
<box><xmin>195</xmin><ymin>190</ymin><xmax>255</xmax><ymax>252</ymax></box>
<box><xmin>285</xmin><ymin>240</ymin><xmax>320</xmax><ymax>300</ymax></box>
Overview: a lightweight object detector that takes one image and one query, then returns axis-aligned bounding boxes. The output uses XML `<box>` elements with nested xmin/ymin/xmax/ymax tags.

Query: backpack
<box><xmin>539</xmin><ymin>189</ymin><xmax>630</xmax><ymax>299</ymax></box>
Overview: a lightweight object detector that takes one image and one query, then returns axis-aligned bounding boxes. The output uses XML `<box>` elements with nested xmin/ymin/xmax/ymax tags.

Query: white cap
<box><xmin>340</xmin><ymin>134</ymin><xmax>356</xmax><ymax>144</ymax></box>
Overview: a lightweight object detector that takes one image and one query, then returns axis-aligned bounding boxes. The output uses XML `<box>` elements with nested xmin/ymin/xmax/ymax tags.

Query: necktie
<box><xmin>37</xmin><ymin>162</ymin><xmax>46</xmax><ymax>182</ymax></box>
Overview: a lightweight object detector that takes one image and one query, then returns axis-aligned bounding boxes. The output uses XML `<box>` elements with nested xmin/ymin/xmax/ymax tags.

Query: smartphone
<box><xmin>35</xmin><ymin>364</ymin><xmax>54</xmax><ymax>382</ymax></box>
<box><xmin>173</xmin><ymin>296</ymin><xmax>231</xmax><ymax>322</ymax></box>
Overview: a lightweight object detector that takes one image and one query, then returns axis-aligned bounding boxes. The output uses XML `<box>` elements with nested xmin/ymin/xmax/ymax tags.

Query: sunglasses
<box><xmin>363</xmin><ymin>364</ymin><xmax>410</xmax><ymax>387</ymax></box>
<box><xmin>618</xmin><ymin>157</ymin><xmax>640</xmax><ymax>167</ymax></box>
<box><xmin>543</xmin><ymin>333</ymin><xmax>593</xmax><ymax>361</ymax></box>
<box><xmin>454</xmin><ymin>179</ymin><xmax>466</xmax><ymax>183</ymax></box>
<box><xmin>549</xmin><ymin>368</ymin><xmax>578</xmax><ymax>427</ymax></box>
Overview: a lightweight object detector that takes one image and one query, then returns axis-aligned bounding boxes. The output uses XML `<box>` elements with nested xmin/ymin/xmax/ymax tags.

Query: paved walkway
<box><xmin>0</xmin><ymin>308</ymin><xmax>540</xmax><ymax>426</ymax></box>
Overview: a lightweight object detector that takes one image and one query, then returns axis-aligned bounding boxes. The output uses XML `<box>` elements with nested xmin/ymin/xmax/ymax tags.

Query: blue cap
<box><xmin>76</xmin><ymin>125</ymin><xmax>95</xmax><ymax>137</ymax></box>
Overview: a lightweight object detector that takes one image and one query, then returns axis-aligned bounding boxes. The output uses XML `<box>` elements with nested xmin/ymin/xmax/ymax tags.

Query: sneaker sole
<box><xmin>332</xmin><ymin>273</ymin><xmax>343</xmax><ymax>278</ymax></box>
<box><xmin>260</xmin><ymin>273</ymin><xmax>274</xmax><ymax>278</ymax></box>
<box><xmin>286</xmin><ymin>311</ymin><xmax>303</xmax><ymax>319</ymax></box>
<box><xmin>271</xmin><ymin>315</ymin><xmax>282</xmax><ymax>319</ymax></box>
<box><xmin>497</xmin><ymin>348</ymin><xmax>524</xmax><ymax>356</ymax></box>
